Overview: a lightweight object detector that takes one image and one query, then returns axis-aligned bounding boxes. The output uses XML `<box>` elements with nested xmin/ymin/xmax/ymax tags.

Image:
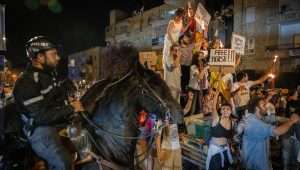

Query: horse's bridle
<box><xmin>79</xmin><ymin>69</ymin><xmax>173</xmax><ymax>169</ymax></box>
<box><xmin>139</xmin><ymin>76</ymin><xmax>172</xmax><ymax>122</ymax></box>
<box><xmin>81</xmin><ymin>68</ymin><xmax>172</xmax><ymax>139</ymax></box>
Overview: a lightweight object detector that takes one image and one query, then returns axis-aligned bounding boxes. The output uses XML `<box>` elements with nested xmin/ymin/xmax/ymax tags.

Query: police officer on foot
<box><xmin>13</xmin><ymin>36</ymin><xmax>84</xmax><ymax>170</ymax></box>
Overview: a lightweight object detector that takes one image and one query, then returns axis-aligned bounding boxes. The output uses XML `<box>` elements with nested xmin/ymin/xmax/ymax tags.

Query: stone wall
<box><xmin>234</xmin><ymin>0</ymin><xmax>300</xmax><ymax>72</ymax></box>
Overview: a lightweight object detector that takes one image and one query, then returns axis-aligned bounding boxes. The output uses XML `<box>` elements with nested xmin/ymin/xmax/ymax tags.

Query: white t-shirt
<box><xmin>188</xmin><ymin>65</ymin><xmax>209</xmax><ymax>90</ymax></box>
<box><xmin>231</xmin><ymin>81</ymin><xmax>254</xmax><ymax>107</ymax></box>
<box><xmin>188</xmin><ymin>65</ymin><xmax>200</xmax><ymax>90</ymax></box>
<box><xmin>161</xmin><ymin>124</ymin><xmax>181</xmax><ymax>150</ymax></box>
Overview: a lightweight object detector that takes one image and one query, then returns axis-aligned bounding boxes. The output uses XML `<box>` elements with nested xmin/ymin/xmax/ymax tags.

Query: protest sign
<box><xmin>209</xmin><ymin>49</ymin><xmax>236</xmax><ymax>73</ymax></box>
<box><xmin>231</xmin><ymin>33</ymin><xmax>245</xmax><ymax>55</ymax></box>
<box><xmin>194</xmin><ymin>3</ymin><xmax>211</xmax><ymax>31</ymax></box>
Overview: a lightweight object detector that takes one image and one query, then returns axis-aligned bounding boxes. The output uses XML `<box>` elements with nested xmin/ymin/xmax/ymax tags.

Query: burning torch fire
<box><xmin>273</xmin><ymin>55</ymin><xmax>278</xmax><ymax>63</ymax></box>
<box><xmin>268</xmin><ymin>73</ymin><xmax>275</xmax><ymax>79</ymax></box>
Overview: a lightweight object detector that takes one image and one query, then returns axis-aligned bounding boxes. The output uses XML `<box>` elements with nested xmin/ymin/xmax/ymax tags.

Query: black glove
<box><xmin>60</xmin><ymin>79</ymin><xmax>77</xmax><ymax>97</ymax></box>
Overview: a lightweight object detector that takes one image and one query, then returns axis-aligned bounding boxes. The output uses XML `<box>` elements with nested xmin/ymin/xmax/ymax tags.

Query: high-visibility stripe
<box><xmin>23</xmin><ymin>95</ymin><xmax>44</xmax><ymax>106</ymax></box>
<box><xmin>33</xmin><ymin>72</ymin><xmax>39</xmax><ymax>83</ymax></box>
<box><xmin>40</xmin><ymin>85</ymin><xmax>53</xmax><ymax>94</ymax></box>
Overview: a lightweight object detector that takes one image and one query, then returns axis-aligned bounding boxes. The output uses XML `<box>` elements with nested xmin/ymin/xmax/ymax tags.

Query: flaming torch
<box><xmin>268</xmin><ymin>73</ymin><xmax>275</xmax><ymax>79</ymax></box>
<box><xmin>273</xmin><ymin>55</ymin><xmax>278</xmax><ymax>63</ymax></box>
<box><xmin>270</xmin><ymin>55</ymin><xmax>279</xmax><ymax>88</ymax></box>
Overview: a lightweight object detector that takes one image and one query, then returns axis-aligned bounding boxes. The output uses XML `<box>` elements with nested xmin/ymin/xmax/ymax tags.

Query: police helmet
<box><xmin>25</xmin><ymin>36</ymin><xmax>56</xmax><ymax>59</ymax></box>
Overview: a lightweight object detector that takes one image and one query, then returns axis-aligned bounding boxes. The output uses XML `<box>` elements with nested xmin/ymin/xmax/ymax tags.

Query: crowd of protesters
<box><xmin>158</xmin><ymin>7</ymin><xmax>300</xmax><ymax>170</ymax></box>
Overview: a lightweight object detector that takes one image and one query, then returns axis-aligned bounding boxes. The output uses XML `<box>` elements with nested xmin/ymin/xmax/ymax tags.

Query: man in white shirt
<box><xmin>163</xmin><ymin>44</ymin><xmax>182</xmax><ymax>103</ymax></box>
<box><xmin>231</xmin><ymin>71</ymin><xmax>272</xmax><ymax>119</ymax></box>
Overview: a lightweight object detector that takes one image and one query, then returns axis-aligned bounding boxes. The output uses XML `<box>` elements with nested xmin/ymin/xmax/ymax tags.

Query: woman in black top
<box><xmin>206</xmin><ymin>89</ymin><xmax>234</xmax><ymax>170</ymax></box>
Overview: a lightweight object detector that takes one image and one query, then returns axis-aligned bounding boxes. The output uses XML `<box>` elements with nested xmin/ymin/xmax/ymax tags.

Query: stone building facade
<box><xmin>68</xmin><ymin>46</ymin><xmax>102</xmax><ymax>82</ymax></box>
<box><xmin>234</xmin><ymin>0</ymin><xmax>300</xmax><ymax>72</ymax></box>
<box><xmin>105</xmin><ymin>1</ymin><xmax>199</xmax><ymax>52</ymax></box>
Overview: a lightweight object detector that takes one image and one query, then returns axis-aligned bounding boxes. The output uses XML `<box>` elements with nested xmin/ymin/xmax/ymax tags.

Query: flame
<box><xmin>268</xmin><ymin>73</ymin><xmax>275</xmax><ymax>79</ymax></box>
<box><xmin>273</xmin><ymin>55</ymin><xmax>278</xmax><ymax>63</ymax></box>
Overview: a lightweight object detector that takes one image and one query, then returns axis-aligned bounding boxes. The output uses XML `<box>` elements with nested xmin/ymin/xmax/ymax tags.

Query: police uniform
<box><xmin>13</xmin><ymin>36</ymin><xmax>75</xmax><ymax>170</ymax></box>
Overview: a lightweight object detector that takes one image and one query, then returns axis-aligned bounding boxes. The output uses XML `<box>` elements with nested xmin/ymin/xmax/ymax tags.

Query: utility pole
<box><xmin>0</xmin><ymin>4</ymin><xmax>6</xmax><ymax>51</ymax></box>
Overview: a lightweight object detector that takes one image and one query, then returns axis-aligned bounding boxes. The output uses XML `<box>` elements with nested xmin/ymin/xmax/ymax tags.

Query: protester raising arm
<box><xmin>212</xmin><ymin>89</ymin><xmax>220</xmax><ymax>124</ymax></box>
<box><xmin>273</xmin><ymin>113</ymin><xmax>299</xmax><ymax>136</ymax></box>
<box><xmin>251</xmin><ymin>68</ymin><xmax>273</xmax><ymax>87</ymax></box>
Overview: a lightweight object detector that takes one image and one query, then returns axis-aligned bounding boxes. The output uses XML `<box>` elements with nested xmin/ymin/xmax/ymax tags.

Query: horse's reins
<box><xmin>81</xmin><ymin>69</ymin><xmax>171</xmax><ymax>140</ymax></box>
<box><xmin>94</xmin><ymin>69</ymin><xmax>134</xmax><ymax>103</ymax></box>
<box><xmin>79</xmin><ymin>69</ymin><xmax>172</xmax><ymax>169</ymax></box>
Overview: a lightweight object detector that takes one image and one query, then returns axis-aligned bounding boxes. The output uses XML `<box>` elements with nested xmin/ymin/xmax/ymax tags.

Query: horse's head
<box><xmin>99</xmin><ymin>41</ymin><xmax>183</xmax><ymax>125</ymax></box>
<box><xmin>134</xmin><ymin>65</ymin><xmax>184</xmax><ymax>126</ymax></box>
<box><xmin>79</xmin><ymin>43</ymin><xmax>184</xmax><ymax>167</ymax></box>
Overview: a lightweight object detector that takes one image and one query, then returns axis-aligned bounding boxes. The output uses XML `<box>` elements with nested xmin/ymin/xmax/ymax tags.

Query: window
<box><xmin>246</xmin><ymin>7</ymin><xmax>255</xmax><ymax>23</ymax></box>
<box><xmin>280</xmin><ymin>22</ymin><xmax>300</xmax><ymax>45</ymax></box>
<box><xmin>247</xmin><ymin>37</ymin><xmax>255</xmax><ymax>55</ymax></box>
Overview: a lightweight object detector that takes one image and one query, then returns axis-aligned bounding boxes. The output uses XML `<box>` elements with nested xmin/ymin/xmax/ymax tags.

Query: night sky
<box><xmin>2</xmin><ymin>0</ymin><xmax>164</xmax><ymax>69</ymax></box>
<box><xmin>2</xmin><ymin>0</ymin><xmax>230</xmax><ymax>71</ymax></box>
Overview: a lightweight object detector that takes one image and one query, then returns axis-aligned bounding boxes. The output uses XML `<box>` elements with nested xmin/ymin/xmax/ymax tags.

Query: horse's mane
<box><xmin>81</xmin><ymin>42</ymin><xmax>174</xmax><ymax>115</ymax></box>
<box><xmin>80</xmin><ymin>79</ymin><xmax>111</xmax><ymax>113</ymax></box>
<box><xmin>101</xmin><ymin>42</ymin><xmax>138</xmax><ymax>80</ymax></box>
<box><xmin>81</xmin><ymin>42</ymin><xmax>139</xmax><ymax>112</ymax></box>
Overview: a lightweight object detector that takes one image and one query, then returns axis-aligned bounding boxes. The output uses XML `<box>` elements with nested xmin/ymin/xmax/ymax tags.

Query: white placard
<box><xmin>194</xmin><ymin>3</ymin><xmax>211</xmax><ymax>30</ymax></box>
<box><xmin>209</xmin><ymin>49</ymin><xmax>236</xmax><ymax>66</ymax></box>
<box><xmin>231</xmin><ymin>33</ymin><xmax>246</xmax><ymax>55</ymax></box>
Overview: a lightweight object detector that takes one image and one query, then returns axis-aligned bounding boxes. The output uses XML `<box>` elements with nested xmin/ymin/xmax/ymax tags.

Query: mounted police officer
<box><xmin>13</xmin><ymin>36</ymin><xmax>84</xmax><ymax>170</ymax></box>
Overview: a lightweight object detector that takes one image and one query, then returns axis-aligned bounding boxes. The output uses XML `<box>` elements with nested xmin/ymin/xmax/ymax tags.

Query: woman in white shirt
<box><xmin>186</xmin><ymin>52</ymin><xmax>209</xmax><ymax>116</ymax></box>
<box><xmin>163</xmin><ymin>8</ymin><xmax>185</xmax><ymax>69</ymax></box>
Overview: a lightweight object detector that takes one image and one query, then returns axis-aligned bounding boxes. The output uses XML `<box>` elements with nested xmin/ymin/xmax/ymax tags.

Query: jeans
<box><xmin>208</xmin><ymin>150</ymin><xmax>231</xmax><ymax>170</ymax></box>
<box><xmin>27</xmin><ymin>126</ymin><xmax>72</xmax><ymax>170</ymax></box>
<box><xmin>282</xmin><ymin>136</ymin><xmax>300</xmax><ymax>170</ymax></box>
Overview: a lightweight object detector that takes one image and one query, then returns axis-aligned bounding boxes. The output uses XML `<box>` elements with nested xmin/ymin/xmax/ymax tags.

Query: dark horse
<box><xmin>0</xmin><ymin>42</ymin><xmax>184</xmax><ymax>169</ymax></box>
<box><xmin>80</xmin><ymin>42</ymin><xmax>184</xmax><ymax>169</ymax></box>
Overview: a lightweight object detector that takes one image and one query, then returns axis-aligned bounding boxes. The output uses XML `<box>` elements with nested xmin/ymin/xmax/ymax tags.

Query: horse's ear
<box><xmin>135</xmin><ymin>61</ymin><xmax>145</xmax><ymax>75</ymax></box>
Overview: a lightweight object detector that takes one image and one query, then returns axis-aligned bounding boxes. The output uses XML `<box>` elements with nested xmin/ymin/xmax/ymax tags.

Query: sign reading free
<box><xmin>209</xmin><ymin>49</ymin><xmax>236</xmax><ymax>66</ymax></box>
